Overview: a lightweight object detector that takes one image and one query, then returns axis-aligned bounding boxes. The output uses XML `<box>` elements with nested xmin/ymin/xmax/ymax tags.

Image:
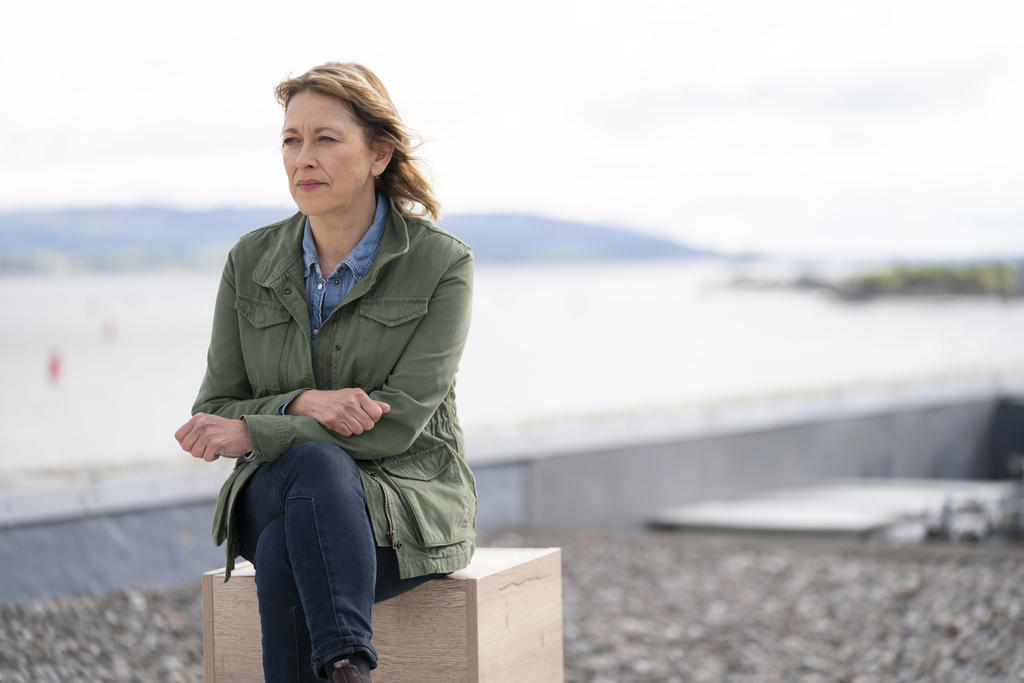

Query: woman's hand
<box><xmin>175</xmin><ymin>413</ymin><xmax>253</xmax><ymax>462</ymax></box>
<box><xmin>286</xmin><ymin>389</ymin><xmax>391</xmax><ymax>437</ymax></box>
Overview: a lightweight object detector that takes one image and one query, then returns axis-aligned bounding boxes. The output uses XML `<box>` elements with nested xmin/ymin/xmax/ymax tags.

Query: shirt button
<box><xmin>316</xmin><ymin>283</ymin><xmax>324</xmax><ymax>291</ymax></box>
<box><xmin>333</xmin><ymin>279</ymin><xmax>340</xmax><ymax>285</ymax></box>
<box><xmin>313</xmin><ymin>328</ymin><xmax>319</xmax><ymax>337</ymax></box>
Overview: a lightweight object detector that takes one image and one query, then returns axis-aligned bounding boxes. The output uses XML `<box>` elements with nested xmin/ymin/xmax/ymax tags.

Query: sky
<box><xmin>2</xmin><ymin>0</ymin><xmax>1022</xmax><ymax>259</ymax></box>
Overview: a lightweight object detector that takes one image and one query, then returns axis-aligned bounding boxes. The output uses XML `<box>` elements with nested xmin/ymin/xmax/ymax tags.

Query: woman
<box><xmin>175</xmin><ymin>62</ymin><xmax>476</xmax><ymax>683</ymax></box>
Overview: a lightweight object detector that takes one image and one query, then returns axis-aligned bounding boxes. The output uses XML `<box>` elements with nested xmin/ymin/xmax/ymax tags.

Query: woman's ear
<box><xmin>371</xmin><ymin>142</ymin><xmax>394</xmax><ymax>177</ymax></box>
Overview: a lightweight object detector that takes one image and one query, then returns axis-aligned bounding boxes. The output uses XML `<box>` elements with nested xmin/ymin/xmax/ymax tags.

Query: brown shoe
<box><xmin>331</xmin><ymin>659</ymin><xmax>368</xmax><ymax>683</ymax></box>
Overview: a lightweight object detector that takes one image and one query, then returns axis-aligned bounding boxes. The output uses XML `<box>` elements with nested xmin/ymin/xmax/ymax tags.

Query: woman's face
<box><xmin>281</xmin><ymin>90</ymin><xmax>391</xmax><ymax>224</ymax></box>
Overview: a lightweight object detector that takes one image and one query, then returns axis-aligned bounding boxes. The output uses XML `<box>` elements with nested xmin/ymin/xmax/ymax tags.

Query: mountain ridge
<box><xmin>0</xmin><ymin>206</ymin><xmax>724</xmax><ymax>270</ymax></box>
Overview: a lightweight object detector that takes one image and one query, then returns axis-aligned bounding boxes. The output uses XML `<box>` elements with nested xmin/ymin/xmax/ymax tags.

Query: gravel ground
<box><xmin>2</xmin><ymin>531</ymin><xmax>1023</xmax><ymax>682</ymax></box>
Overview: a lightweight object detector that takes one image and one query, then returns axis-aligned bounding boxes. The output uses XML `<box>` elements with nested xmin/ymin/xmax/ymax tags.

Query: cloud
<box><xmin>2</xmin><ymin>0</ymin><xmax>1022</xmax><ymax>258</ymax></box>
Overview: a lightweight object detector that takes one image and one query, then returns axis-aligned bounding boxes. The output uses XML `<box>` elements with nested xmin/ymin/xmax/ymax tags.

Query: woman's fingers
<box><xmin>358</xmin><ymin>393</ymin><xmax>383</xmax><ymax>422</ymax></box>
<box><xmin>342</xmin><ymin>407</ymin><xmax>372</xmax><ymax>434</ymax></box>
<box><xmin>176</xmin><ymin>419</ymin><xmax>200</xmax><ymax>454</ymax></box>
<box><xmin>355</xmin><ymin>393</ymin><xmax>384</xmax><ymax>429</ymax></box>
<box><xmin>173</xmin><ymin>413</ymin><xmax>250</xmax><ymax>460</ymax></box>
<box><xmin>203</xmin><ymin>443</ymin><xmax>221</xmax><ymax>462</ymax></box>
<box><xmin>331</xmin><ymin>415</ymin><xmax>354</xmax><ymax>437</ymax></box>
<box><xmin>328</xmin><ymin>390</ymin><xmax>386</xmax><ymax>434</ymax></box>
<box><xmin>294</xmin><ymin>389</ymin><xmax>392</xmax><ymax>436</ymax></box>
<box><xmin>173</xmin><ymin>419</ymin><xmax>192</xmax><ymax>444</ymax></box>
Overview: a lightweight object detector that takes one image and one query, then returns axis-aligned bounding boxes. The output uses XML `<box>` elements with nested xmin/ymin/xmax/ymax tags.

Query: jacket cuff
<box><xmin>276</xmin><ymin>388</ymin><xmax>309</xmax><ymax>414</ymax></box>
<box><xmin>279</xmin><ymin>389</ymin><xmax>308</xmax><ymax>416</ymax></box>
<box><xmin>242</xmin><ymin>414</ymin><xmax>293</xmax><ymax>463</ymax></box>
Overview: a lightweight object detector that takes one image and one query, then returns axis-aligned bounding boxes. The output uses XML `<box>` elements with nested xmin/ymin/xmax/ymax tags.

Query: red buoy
<box><xmin>102</xmin><ymin>320</ymin><xmax>118</xmax><ymax>343</ymax></box>
<box><xmin>48</xmin><ymin>350</ymin><xmax>63</xmax><ymax>384</ymax></box>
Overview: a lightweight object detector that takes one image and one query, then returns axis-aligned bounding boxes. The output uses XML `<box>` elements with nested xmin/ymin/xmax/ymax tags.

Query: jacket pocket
<box><xmin>234</xmin><ymin>294</ymin><xmax>294</xmax><ymax>392</ymax></box>
<box><xmin>235</xmin><ymin>294</ymin><xmax>292</xmax><ymax>328</ymax></box>
<box><xmin>357</xmin><ymin>297</ymin><xmax>429</xmax><ymax>326</ymax></box>
<box><xmin>350</xmin><ymin>297</ymin><xmax>430</xmax><ymax>387</ymax></box>
<box><xmin>377</xmin><ymin>444</ymin><xmax>472</xmax><ymax>548</ymax></box>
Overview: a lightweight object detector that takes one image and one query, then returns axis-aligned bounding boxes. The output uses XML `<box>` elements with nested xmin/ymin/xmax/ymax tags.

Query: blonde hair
<box><xmin>275</xmin><ymin>62</ymin><xmax>440</xmax><ymax>221</ymax></box>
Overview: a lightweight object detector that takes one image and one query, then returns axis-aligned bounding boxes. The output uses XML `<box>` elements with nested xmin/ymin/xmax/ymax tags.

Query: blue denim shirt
<box><xmin>270</xmin><ymin>194</ymin><xmax>389</xmax><ymax>425</ymax></box>
<box><xmin>302</xmin><ymin>193</ymin><xmax>389</xmax><ymax>341</ymax></box>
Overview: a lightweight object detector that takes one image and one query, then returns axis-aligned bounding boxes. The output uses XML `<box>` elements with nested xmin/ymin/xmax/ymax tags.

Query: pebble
<box><xmin>1</xmin><ymin>531</ymin><xmax>1022</xmax><ymax>682</ymax></box>
<box><xmin>491</xmin><ymin>531</ymin><xmax>1024</xmax><ymax>683</ymax></box>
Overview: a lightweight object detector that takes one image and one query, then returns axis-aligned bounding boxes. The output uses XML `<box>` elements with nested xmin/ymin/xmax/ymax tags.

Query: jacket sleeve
<box><xmin>192</xmin><ymin>252</ymin><xmax>308</xmax><ymax>419</ymax></box>
<box><xmin>243</xmin><ymin>249</ymin><xmax>474</xmax><ymax>462</ymax></box>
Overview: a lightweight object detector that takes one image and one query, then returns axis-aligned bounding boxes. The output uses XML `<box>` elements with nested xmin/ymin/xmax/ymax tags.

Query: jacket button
<box><xmin>283</xmin><ymin>288</ymin><xmax>291</xmax><ymax>294</ymax></box>
<box><xmin>334</xmin><ymin>344</ymin><xmax>341</xmax><ymax>351</ymax></box>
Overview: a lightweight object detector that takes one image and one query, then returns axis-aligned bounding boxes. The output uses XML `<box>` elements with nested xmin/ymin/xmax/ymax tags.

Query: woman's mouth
<box><xmin>297</xmin><ymin>180</ymin><xmax>326</xmax><ymax>190</ymax></box>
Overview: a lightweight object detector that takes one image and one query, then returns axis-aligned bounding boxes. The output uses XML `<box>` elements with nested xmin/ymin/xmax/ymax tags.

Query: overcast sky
<box><xmin>2</xmin><ymin>0</ymin><xmax>1022</xmax><ymax>259</ymax></box>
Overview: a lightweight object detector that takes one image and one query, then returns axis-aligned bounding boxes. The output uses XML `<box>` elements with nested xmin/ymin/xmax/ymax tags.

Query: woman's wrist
<box><xmin>285</xmin><ymin>390</ymin><xmax>315</xmax><ymax>416</ymax></box>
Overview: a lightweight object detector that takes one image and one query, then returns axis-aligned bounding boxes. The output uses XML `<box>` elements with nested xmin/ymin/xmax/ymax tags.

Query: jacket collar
<box><xmin>251</xmin><ymin>212</ymin><xmax>305</xmax><ymax>288</ymax></box>
<box><xmin>341</xmin><ymin>199</ymin><xmax>410</xmax><ymax>305</ymax></box>
<box><xmin>251</xmin><ymin>198</ymin><xmax>411</xmax><ymax>306</ymax></box>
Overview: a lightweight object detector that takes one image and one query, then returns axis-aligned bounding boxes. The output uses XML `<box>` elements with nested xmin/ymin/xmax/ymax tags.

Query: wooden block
<box><xmin>202</xmin><ymin>548</ymin><xmax>563</xmax><ymax>682</ymax></box>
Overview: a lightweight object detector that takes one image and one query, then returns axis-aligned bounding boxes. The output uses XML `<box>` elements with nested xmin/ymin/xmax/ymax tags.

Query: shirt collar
<box><xmin>301</xmin><ymin>193</ymin><xmax>390</xmax><ymax>279</ymax></box>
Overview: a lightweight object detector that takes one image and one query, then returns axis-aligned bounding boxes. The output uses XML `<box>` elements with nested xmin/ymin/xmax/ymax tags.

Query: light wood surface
<box><xmin>202</xmin><ymin>548</ymin><xmax>563</xmax><ymax>682</ymax></box>
<box><xmin>201</xmin><ymin>569</ymin><xmax>215</xmax><ymax>683</ymax></box>
<box><xmin>204</xmin><ymin>563</ymin><xmax>264</xmax><ymax>683</ymax></box>
<box><xmin>473</xmin><ymin>550</ymin><xmax>564</xmax><ymax>682</ymax></box>
<box><xmin>372</xmin><ymin>576</ymin><xmax>469</xmax><ymax>681</ymax></box>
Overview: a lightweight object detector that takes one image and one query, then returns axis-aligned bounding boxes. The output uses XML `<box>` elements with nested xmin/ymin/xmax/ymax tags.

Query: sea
<box><xmin>3</xmin><ymin>260</ymin><xmax>1023</xmax><ymax>474</ymax></box>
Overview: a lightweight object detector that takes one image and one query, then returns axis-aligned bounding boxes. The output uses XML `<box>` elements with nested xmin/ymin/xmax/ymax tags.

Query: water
<box><xmin>3</xmin><ymin>261</ymin><xmax>1023</xmax><ymax>473</ymax></box>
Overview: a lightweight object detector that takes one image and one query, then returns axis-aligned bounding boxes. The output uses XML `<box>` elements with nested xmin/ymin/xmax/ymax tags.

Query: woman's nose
<box><xmin>295</xmin><ymin>142</ymin><xmax>317</xmax><ymax>168</ymax></box>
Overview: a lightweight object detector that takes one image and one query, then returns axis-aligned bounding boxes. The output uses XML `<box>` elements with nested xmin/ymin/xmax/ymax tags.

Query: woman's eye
<box><xmin>282</xmin><ymin>137</ymin><xmax>299</xmax><ymax>146</ymax></box>
<box><xmin>318</xmin><ymin>136</ymin><xmax>337</xmax><ymax>143</ymax></box>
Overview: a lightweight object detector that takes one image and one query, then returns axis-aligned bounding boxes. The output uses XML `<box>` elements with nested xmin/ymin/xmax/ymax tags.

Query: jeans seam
<box><xmin>288</xmin><ymin>494</ymin><xmax>347</xmax><ymax>642</ymax></box>
<box><xmin>272</xmin><ymin>467</ymin><xmax>289</xmax><ymax>511</ymax></box>
<box><xmin>291</xmin><ymin>604</ymin><xmax>303</xmax><ymax>682</ymax></box>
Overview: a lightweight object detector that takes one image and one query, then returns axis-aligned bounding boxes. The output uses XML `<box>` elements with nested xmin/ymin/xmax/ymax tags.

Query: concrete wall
<box><xmin>1</xmin><ymin>503</ymin><xmax>222</xmax><ymax>605</ymax></box>
<box><xmin>518</xmin><ymin>400</ymin><xmax>995</xmax><ymax>530</ymax></box>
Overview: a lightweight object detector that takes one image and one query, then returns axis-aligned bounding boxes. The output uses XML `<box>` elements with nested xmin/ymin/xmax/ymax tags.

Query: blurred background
<box><xmin>3</xmin><ymin>1</ymin><xmax>1024</xmax><ymax>681</ymax></box>
<box><xmin>2</xmin><ymin>0</ymin><xmax>1022</xmax><ymax>471</ymax></box>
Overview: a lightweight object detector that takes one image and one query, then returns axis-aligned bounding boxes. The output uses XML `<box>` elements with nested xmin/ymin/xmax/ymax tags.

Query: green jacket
<box><xmin>193</xmin><ymin>201</ymin><xmax>476</xmax><ymax>581</ymax></box>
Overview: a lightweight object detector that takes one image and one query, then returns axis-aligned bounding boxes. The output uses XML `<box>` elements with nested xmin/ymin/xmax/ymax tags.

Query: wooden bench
<box><xmin>202</xmin><ymin>547</ymin><xmax>563</xmax><ymax>682</ymax></box>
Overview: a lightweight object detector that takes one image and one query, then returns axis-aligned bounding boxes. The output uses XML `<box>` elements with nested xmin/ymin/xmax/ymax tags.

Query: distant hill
<box><xmin>439</xmin><ymin>214</ymin><xmax>713</xmax><ymax>262</ymax></box>
<box><xmin>0</xmin><ymin>206</ymin><xmax>719</xmax><ymax>271</ymax></box>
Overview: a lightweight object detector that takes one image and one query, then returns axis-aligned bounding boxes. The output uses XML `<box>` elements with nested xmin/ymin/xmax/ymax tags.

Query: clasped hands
<box><xmin>175</xmin><ymin>388</ymin><xmax>390</xmax><ymax>462</ymax></box>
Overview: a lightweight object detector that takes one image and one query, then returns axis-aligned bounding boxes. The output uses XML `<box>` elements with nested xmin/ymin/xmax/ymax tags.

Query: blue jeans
<box><xmin>235</xmin><ymin>441</ymin><xmax>444</xmax><ymax>682</ymax></box>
